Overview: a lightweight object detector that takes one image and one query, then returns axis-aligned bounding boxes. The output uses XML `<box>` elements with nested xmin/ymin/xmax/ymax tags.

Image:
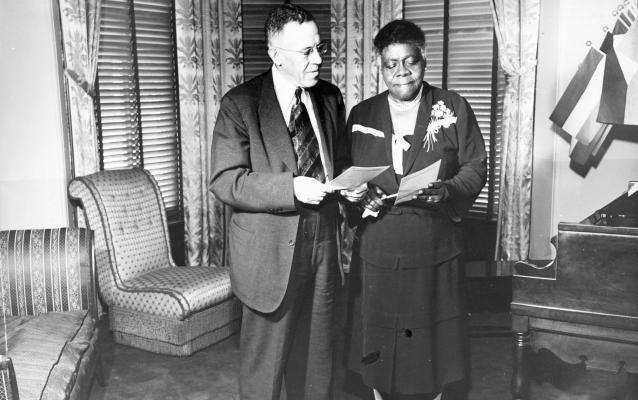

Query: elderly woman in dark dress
<box><xmin>346</xmin><ymin>20</ymin><xmax>487</xmax><ymax>400</ymax></box>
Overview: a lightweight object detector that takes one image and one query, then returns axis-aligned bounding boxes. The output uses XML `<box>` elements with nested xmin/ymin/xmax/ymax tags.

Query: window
<box><xmin>405</xmin><ymin>0</ymin><xmax>505</xmax><ymax>220</ymax></box>
<box><xmin>96</xmin><ymin>0</ymin><xmax>182</xmax><ymax>219</ymax></box>
<box><xmin>241</xmin><ymin>0</ymin><xmax>332</xmax><ymax>81</ymax></box>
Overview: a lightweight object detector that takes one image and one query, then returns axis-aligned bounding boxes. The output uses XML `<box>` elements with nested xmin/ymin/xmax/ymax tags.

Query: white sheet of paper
<box><xmin>327</xmin><ymin>165</ymin><xmax>390</xmax><ymax>190</ymax></box>
<box><xmin>394</xmin><ymin>160</ymin><xmax>442</xmax><ymax>205</ymax></box>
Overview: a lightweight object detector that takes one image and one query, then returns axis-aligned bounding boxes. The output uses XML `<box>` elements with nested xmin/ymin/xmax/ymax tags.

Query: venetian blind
<box><xmin>97</xmin><ymin>0</ymin><xmax>182</xmax><ymax>217</ymax></box>
<box><xmin>405</xmin><ymin>0</ymin><xmax>505</xmax><ymax>220</ymax></box>
<box><xmin>242</xmin><ymin>0</ymin><xmax>332</xmax><ymax>81</ymax></box>
<box><xmin>404</xmin><ymin>0</ymin><xmax>445</xmax><ymax>88</ymax></box>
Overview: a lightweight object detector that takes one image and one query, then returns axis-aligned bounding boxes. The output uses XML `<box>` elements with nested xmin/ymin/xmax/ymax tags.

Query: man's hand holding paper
<box><xmin>293</xmin><ymin>176</ymin><xmax>332</xmax><ymax>205</ymax></box>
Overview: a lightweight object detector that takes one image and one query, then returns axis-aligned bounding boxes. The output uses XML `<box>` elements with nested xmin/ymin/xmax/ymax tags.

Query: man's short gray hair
<box><xmin>265</xmin><ymin>2</ymin><xmax>315</xmax><ymax>45</ymax></box>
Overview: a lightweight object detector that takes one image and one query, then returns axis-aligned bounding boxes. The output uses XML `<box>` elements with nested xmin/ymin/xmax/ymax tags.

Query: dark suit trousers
<box><xmin>239</xmin><ymin>201</ymin><xmax>339</xmax><ymax>400</ymax></box>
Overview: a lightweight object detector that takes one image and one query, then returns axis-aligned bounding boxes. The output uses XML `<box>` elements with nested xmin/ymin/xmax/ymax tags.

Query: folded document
<box><xmin>327</xmin><ymin>165</ymin><xmax>390</xmax><ymax>190</ymax></box>
<box><xmin>394</xmin><ymin>160</ymin><xmax>442</xmax><ymax>205</ymax></box>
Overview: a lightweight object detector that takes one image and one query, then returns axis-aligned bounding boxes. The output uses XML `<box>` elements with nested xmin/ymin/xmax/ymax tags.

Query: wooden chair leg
<box><xmin>512</xmin><ymin>331</ymin><xmax>530</xmax><ymax>400</ymax></box>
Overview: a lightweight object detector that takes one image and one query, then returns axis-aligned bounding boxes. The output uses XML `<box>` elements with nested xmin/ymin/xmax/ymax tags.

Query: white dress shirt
<box><xmin>388</xmin><ymin>86</ymin><xmax>423</xmax><ymax>175</ymax></box>
<box><xmin>272</xmin><ymin>67</ymin><xmax>330</xmax><ymax>179</ymax></box>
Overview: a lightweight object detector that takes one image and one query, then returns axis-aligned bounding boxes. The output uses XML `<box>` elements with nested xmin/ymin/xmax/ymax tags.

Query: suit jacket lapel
<box><xmin>403</xmin><ymin>83</ymin><xmax>432</xmax><ymax>175</ymax></box>
<box><xmin>259</xmin><ymin>71</ymin><xmax>297</xmax><ymax>174</ymax></box>
<box><xmin>371</xmin><ymin>94</ymin><xmax>400</xmax><ymax>189</ymax></box>
<box><xmin>372</xmin><ymin>94</ymin><xmax>395</xmax><ymax>173</ymax></box>
<box><xmin>308</xmin><ymin>87</ymin><xmax>334</xmax><ymax>180</ymax></box>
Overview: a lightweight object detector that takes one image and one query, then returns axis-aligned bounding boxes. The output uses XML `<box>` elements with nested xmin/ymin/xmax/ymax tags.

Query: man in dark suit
<box><xmin>348</xmin><ymin>20</ymin><xmax>487</xmax><ymax>400</ymax></box>
<box><xmin>210</xmin><ymin>4</ymin><xmax>365</xmax><ymax>400</ymax></box>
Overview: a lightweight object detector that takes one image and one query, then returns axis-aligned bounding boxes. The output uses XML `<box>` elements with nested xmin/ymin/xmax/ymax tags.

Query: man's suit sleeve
<box><xmin>210</xmin><ymin>95</ymin><xmax>296</xmax><ymax>213</ymax></box>
<box><xmin>444</xmin><ymin>96</ymin><xmax>487</xmax><ymax>215</ymax></box>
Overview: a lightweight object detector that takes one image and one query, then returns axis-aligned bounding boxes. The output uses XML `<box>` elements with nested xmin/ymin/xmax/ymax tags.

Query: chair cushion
<box><xmin>113</xmin><ymin>266</ymin><xmax>233</xmax><ymax>320</ymax></box>
<box><xmin>2</xmin><ymin>311</ymin><xmax>96</xmax><ymax>400</ymax></box>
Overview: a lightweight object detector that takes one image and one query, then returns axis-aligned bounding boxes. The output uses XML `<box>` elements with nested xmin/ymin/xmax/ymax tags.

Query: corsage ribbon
<box><xmin>392</xmin><ymin>132</ymin><xmax>412</xmax><ymax>151</ymax></box>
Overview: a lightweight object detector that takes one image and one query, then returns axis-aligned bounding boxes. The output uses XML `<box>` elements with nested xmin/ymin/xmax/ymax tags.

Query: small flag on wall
<box><xmin>598</xmin><ymin>18</ymin><xmax>638</xmax><ymax>124</ymax></box>
<box><xmin>549</xmin><ymin>47</ymin><xmax>606</xmax><ymax>138</ymax></box>
<box><xmin>550</xmin><ymin>3</ymin><xmax>638</xmax><ymax>167</ymax></box>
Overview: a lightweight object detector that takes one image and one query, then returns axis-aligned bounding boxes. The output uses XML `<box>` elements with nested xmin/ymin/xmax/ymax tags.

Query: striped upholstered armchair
<box><xmin>0</xmin><ymin>228</ymin><xmax>101</xmax><ymax>400</ymax></box>
<box><xmin>68</xmin><ymin>168</ymin><xmax>241</xmax><ymax>356</ymax></box>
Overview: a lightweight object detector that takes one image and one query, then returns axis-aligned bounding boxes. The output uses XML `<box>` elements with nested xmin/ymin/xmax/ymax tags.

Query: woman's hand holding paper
<box><xmin>361</xmin><ymin>184</ymin><xmax>387</xmax><ymax>218</ymax></box>
<box><xmin>412</xmin><ymin>180</ymin><xmax>450</xmax><ymax>203</ymax></box>
<box><xmin>340</xmin><ymin>183</ymin><xmax>368</xmax><ymax>202</ymax></box>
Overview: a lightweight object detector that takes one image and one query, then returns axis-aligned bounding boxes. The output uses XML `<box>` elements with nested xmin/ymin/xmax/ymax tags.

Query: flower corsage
<box><xmin>424</xmin><ymin>100</ymin><xmax>457</xmax><ymax>151</ymax></box>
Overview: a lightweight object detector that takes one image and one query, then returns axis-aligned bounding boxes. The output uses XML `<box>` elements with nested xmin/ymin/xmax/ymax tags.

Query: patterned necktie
<box><xmin>289</xmin><ymin>87</ymin><xmax>325</xmax><ymax>182</ymax></box>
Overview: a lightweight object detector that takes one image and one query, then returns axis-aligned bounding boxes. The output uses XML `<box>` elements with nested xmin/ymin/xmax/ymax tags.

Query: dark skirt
<box><xmin>356</xmin><ymin>253</ymin><xmax>468</xmax><ymax>396</ymax></box>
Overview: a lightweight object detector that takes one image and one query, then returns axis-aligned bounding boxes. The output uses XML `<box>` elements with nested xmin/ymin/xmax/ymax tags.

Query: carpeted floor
<box><xmin>88</xmin><ymin>274</ymin><xmax>638</xmax><ymax>400</ymax></box>
<box><xmin>89</xmin><ymin>312</ymin><xmax>513</xmax><ymax>400</ymax></box>
<box><xmin>88</xmin><ymin>313</ymin><xmax>638</xmax><ymax>399</ymax></box>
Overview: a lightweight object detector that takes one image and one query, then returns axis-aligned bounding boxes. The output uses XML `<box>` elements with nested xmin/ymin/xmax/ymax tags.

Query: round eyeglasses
<box><xmin>270</xmin><ymin>40</ymin><xmax>330</xmax><ymax>58</ymax></box>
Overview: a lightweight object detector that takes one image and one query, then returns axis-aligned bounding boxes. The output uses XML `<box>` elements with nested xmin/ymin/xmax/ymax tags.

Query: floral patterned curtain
<box><xmin>175</xmin><ymin>0</ymin><xmax>243</xmax><ymax>266</ymax></box>
<box><xmin>58</xmin><ymin>0</ymin><xmax>102</xmax><ymax>177</ymax></box>
<box><xmin>330</xmin><ymin>0</ymin><xmax>402</xmax><ymax>270</ymax></box>
<box><xmin>331</xmin><ymin>0</ymin><xmax>402</xmax><ymax>114</ymax></box>
<box><xmin>491</xmin><ymin>0</ymin><xmax>540</xmax><ymax>262</ymax></box>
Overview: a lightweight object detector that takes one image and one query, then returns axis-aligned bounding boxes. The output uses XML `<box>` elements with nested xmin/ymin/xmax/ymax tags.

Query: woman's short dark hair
<box><xmin>265</xmin><ymin>3</ymin><xmax>315</xmax><ymax>44</ymax></box>
<box><xmin>373</xmin><ymin>19</ymin><xmax>425</xmax><ymax>53</ymax></box>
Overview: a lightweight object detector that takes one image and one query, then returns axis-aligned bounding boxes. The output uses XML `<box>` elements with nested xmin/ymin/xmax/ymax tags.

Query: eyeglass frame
<box><xmin>269</xmin><ymin>40</ymin><xmax>330</xmax><ymax>58</ymax></box>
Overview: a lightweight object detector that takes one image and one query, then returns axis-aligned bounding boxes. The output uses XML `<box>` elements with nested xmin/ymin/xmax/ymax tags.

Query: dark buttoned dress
<box><xmin>346</xmin><ymin>83</ymin><xmax>487</xmax><ymax>396</ymax></box>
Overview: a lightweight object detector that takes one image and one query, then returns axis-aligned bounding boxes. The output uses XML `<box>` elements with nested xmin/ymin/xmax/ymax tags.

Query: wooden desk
<box><xmin>511</xmin><ymin>223</ymin><xmax>638</xmax><ymax>399</ymax></box>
